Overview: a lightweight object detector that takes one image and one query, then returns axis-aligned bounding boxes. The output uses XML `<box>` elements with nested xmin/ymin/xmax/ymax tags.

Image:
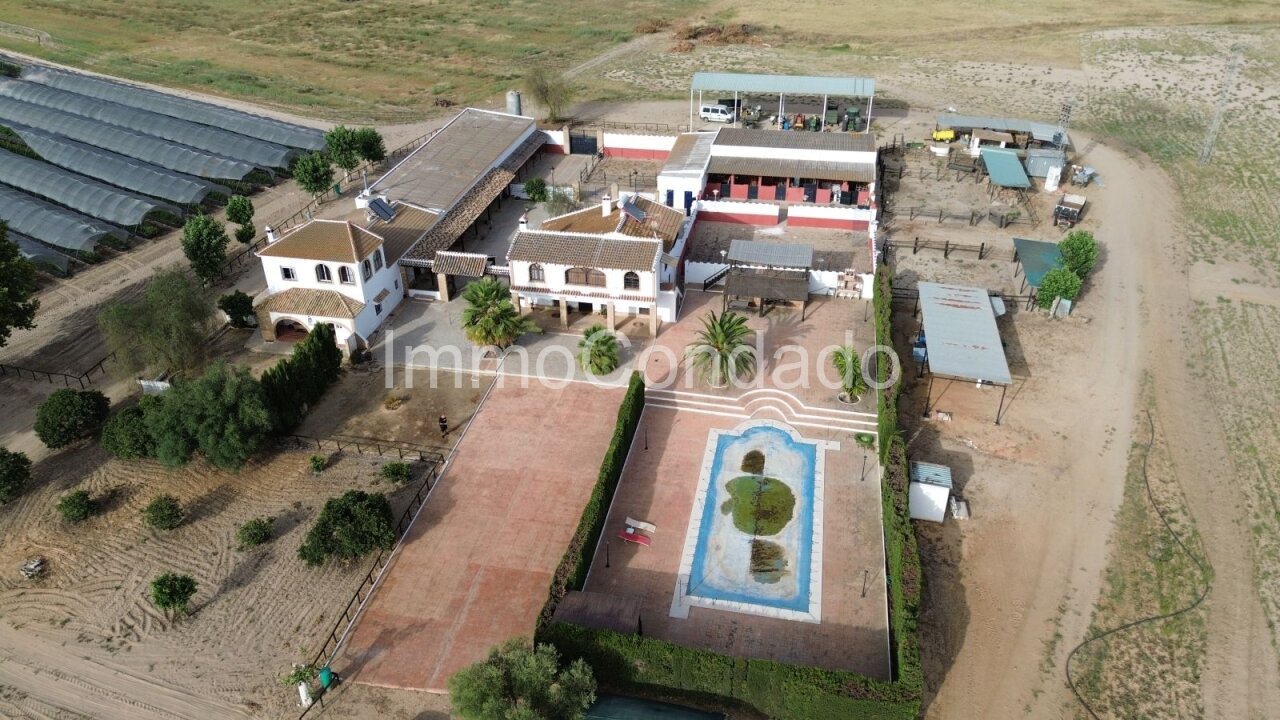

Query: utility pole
<box><xmin>1200</xmin><ymin>45</ymin><xmax>1244</xmax><ymax>165</ymax></box>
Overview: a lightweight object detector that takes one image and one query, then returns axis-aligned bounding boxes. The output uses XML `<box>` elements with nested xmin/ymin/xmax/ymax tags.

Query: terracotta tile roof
<box><xmin>539</xmin><ymin>196</ymin><xmax>685</xmax><ymax>250</ymax></box>
<box><xmin>402</xmin><ymin>168</ymin><xmax>513</xmax><ymax>264</ymax></box>
<box><xmin>365</xmin><ymin>204</ymin><xmax>439</xmax><ymax>264</ymax></box>
<box><xmin>619</xmin><ymin>196</ymin><xmax>684</xmax><ymax>249</ymax></box>
<box><xmin>508</xmin><ymin>231</ymin><xmax>660</xmax><ymax>272</ymax></box>
<box><xmin>258</xmin><ymin>219</ymin><xmax>383</xmax><ymax>263</ymax></box>
<box><xmin>255</xmin><ymin>287</ymin><xmax>366</xmax><ymax>319</ymax></box>
<box><xmin>431</xmin><ymin>250</ymin><xmax>489</xmax><ymax>277</ymax></box>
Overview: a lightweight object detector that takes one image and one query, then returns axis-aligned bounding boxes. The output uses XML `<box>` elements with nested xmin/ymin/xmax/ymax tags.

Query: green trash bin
<box><xmin>318</xmin><ymin>666</ymin><xmax>335</xmax><ymax>689</ymax></box>
<box><xmin>332</xmin><ymin>182</ymin><xmax>341</xmax><ymax>196</ymax></box>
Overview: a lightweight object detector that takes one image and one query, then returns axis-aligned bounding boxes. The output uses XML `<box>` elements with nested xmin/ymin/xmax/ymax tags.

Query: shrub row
<box><xmin>0</xmin><ymin>60</ymin><xmax>19</xmax><ymax>78</ymax></box>
<box><xmin>541</xmin><ymin>623</ymin><xmax>917</xmax><ymax>720</ymax></box>
<box><xmin>260</xmin><ymin>323</ymin><xmax>344</xmax><ymax>433</ymax></box>
<box><xmin>538</xmin><ymin>370</ymin><xmax>645</xmax><ymax>625</ymax></box>
<box><xmin>872</xmin><ymin>265</ymin><xmax>924</xmax><ymax>697</ymax></box>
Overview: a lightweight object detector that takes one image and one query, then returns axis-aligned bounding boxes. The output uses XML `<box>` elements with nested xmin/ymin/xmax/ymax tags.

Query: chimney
<box><xmin>264</xmin><ymin>225</ymin><xmax>277</xmax><ymax>244</ymax></box>
<box><xmin>518</xmin><ymin>213</ymin><xmax>528</xmax><ymax>231</ymax></box>
<box><xmin>601</xmin><ymin>194</ymin><xmax>612</xmax><ymax>218</ymax></box>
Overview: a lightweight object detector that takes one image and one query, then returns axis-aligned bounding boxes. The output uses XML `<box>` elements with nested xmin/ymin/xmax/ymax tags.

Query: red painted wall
<box><xmin>542</xmin><ymin>144</ymin><xmax>567</xmax><ymax>155</ymax></box>
<box><xmin>697</xmin><ymin>211</ymin><xmax>780</xmax><ymax>226</ymax></box>
<box><xmin>788</xmin><ymin>217</ymin><xmax>871</xmax><ymax>230</ymax></box>
<box><xmin>602</xmin><ymin>147</ymin><xmax>670</xmax><ymax>161</ymax></box>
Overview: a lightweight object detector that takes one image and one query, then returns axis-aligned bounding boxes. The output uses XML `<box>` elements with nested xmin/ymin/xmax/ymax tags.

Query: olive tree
<box><xmin>0</xmin><ymin>221</ymin><xmax>39</xmax><ymax>348</ymax></box>
<box><xmin>293</xmin><ymin>152</ymin><xmax>335</xmax><ymax>198</ymax></box>
<box><xmin>449</xmin><ymin>639</ymin><xmax>596</xmax><ymax>720</ymax></box>
<box><xmin>99</xmin><ymin>267</ymin><xmax>214</xmax><ymax>377</ymax></box>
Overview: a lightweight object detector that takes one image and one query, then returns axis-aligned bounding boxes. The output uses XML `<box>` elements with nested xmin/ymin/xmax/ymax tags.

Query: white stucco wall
<box><xmin>259</xmin><ymin>244</ymin><xmax>404</xmax><ymax>342</ymax></box>
<box><xmin>511</xmin><ymin>260</ymin><xmax>657</xmax><ymax>296</ymax></box>
<box><xmin>602</xmin><ymin>132</ymin><xmax>678</xmax><ymax>152</ymax></box>
<box><xmin>710</xmin><ymin>144</ymin><xmax>877</xmax><ymax>166</ymax></box>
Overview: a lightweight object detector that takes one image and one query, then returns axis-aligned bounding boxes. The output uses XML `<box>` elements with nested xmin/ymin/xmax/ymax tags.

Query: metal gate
<box><xmin>569</xmin><ymin>131</ymin><xmax>598</xmax><ymax>155</ymax></box>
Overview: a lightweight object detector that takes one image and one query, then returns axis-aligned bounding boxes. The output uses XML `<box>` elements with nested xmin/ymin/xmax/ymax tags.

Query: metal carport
<box><xmin>690</xmin><ymin>72</ymin><xmax>875</xmax><ymax>132</ymax></box>
<box><xmin>916</xmin><ymin>282</ymin><xmax>1013</xmax><ymax>423</ymax></box>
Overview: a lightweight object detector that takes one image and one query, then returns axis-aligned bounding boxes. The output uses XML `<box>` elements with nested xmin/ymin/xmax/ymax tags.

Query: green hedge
<box><xmin>541</xmin><ymin>624</ymin><xmax>917</xmax><ymax>720</ymax></box>
<box><xmin>0</xmin><ymin>60</ymin><xmax>19</xmax><ymax>78</ymax></box>
<box><xmin>539</xmin><ymin>370</ymin><xmax>645</xmax><ymax>625</ymax></box>
<box><xmin>259</xmin><ymin>323</ymin><xmax>344</xmax><ymax>432</ymax></box>
<box><xmin>536</xmin><ymin>286</ymin><xmax>925</xmax><ymax>718</ymax></box>
<box><xmin>872</xmin><ymin>264</ymin><xmax>923</xmax><ymax>696</ymax></box>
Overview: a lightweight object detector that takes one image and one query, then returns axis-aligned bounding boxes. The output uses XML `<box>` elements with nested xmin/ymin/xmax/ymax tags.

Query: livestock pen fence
<box><xmin>0</xmin><ymin>350</ymin><xmax>115</xmax><ymax>389</ymax></box>
<box><xmin>884</xmin><ymin>236</ymin><xmax>1017</xmax><ymax>261</ymax></box>
<box><xmin>295</xmin><ymin>455</ymin><xmax>443</xmax><ymax>719</ymax></box>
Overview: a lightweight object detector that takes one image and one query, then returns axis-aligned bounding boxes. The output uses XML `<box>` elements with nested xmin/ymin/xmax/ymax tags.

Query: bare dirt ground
<box><xmin>0</xmin><ymin>365</ymin><xmax>484</xmax><ymax>719</ymax></box>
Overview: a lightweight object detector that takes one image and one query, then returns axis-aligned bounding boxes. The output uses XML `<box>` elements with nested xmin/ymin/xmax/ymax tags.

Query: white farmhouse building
<box><xmin>507</xmin><ymin>195</ymin><xmax>689</xmax><ymax>336</ymax></box>
<box><xmin>253</xmin><ymin>202</ymin><xmax>437</xmax><ymax>351</ymax></box>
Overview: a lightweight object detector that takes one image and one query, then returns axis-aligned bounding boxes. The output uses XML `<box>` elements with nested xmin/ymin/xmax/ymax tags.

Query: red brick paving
<box><xmin>338</xmin><ymin>381</ymin><xmax>623</xmax><ymax>692</ymax></box>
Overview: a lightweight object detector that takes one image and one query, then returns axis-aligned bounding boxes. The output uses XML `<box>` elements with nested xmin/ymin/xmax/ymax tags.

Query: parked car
<box><xmin>699</xmin><ymin>104</ymin><xmax>736</xmax><ymax>123</ymax></box>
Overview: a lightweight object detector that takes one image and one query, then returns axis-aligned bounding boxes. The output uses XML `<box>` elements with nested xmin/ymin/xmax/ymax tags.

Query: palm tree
<box><xmin>578</xmin><ymin>324</ymin><xmax>620</xmax><ymax>375</ymax></box>
<box><xmin>460</xmin><ymin>278</ymin><xmax>539</xmax><ymax>349</ymax></box>
<box><xmin>831</xmin><ymin>344</ymin><xmax>868</xmax><ymax>402</ymax></box>
<box><xmin>684</xmin><ymin>310</ymin><xmax>755</xmax><ymax>388</ymax></box>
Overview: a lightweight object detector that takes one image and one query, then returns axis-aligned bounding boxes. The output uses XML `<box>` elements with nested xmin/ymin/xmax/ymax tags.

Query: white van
<box><xmin>699</xmin><ymin>104</ymin><xmax>736</xmax><ymax>123</ymax></box>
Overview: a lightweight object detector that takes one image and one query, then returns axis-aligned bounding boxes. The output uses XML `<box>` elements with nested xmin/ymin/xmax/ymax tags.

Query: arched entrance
<box><xmin>274</xmin><ymin>318</ymin><xmax>309</xmax><ymax>343</ymax></box>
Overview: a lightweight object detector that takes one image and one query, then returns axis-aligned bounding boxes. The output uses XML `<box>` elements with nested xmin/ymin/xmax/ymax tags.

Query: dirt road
<box><xmin>918</xmin><ymin>136</ymin><xmax>1280</xmax><ymax>718</ymax></box>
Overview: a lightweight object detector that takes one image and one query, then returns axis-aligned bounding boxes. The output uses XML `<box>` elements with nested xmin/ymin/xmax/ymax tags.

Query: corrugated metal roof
<box><xmin>935</xmin><ymin>114</ymin><xmax>1068</xmax><ymax>145</ymax></box>
<box><xmin>661</xmin><ymin>132</ymin><xmax>715</xmax><ymax>177</ymax></box>
<box><xmin>714</xmin><ymin>127</ymin><xmax>876</xmax><ymax>152</ymax></box>
<box><xmin>728</xmin><ymin>238</ymin><xmax>813</xmax><ymax>269</ymax></box>
<box><xmin>910</xmin><ymin>461</ymin><xmax>953</xmax><ymax>489</ymax></box>
<box><xmin>1023</xmin><ymin>148</ymin><xmax>1066</xmax><ymax>179</ymax></box>
<box><xmin>707</xmin><ymin>156</ymin><xmax>876</xmax><ymax>183</ymax></box>
<box><xmin>981</xmin><ymin>148</ymin><xmax>1031</xmax><ymax>189</ymax></box>
<box><xmin>692</xmin><ymin>72</ymin><xmax>874</xmax><ymax>98</ymax></box>
<box><xmin>371</xmin><ymin>108</ymin><xmax>534</xmax><ymax>212</ymax></box>
<box><xmin>1012</xmin><ymin>238</ymin><xmax>1063</xmax><ymax>288</ymax></box>
<box><xmin>917</xmin><ymin>282</ymin><xmax>1011</xmax><ymax>385</ymax></box>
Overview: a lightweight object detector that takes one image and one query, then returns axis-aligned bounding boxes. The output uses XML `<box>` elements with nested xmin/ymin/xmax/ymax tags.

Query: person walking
<box><xmin>438</xmin><ymin>415</ymin><xmax>448</xmax><ymax>440</ymax></box>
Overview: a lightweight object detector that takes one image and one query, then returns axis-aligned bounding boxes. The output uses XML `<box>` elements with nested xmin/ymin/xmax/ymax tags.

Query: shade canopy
<box><xmin>692</xmin><ymin>72</ymin><xmax>874</xmax><ymax>98</ymax></box>
<box><xmin>981</xmin><ymin>148</ymin><xmax>1031</xmax><ymax>189</ymax></box>
<box><xmin>917</xmin><ymin>282</ymin><xmax>1011</xmax><ymax>385</ymax></box>
<box><xmin>1012</xmin><ymin>237</ymin><xmax>1064</xmax><ymax>288</ymax></box>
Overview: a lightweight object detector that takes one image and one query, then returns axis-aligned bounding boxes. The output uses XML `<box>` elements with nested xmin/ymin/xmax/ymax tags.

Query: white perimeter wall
<box><xmin>602</xmin><ymin>132</ymin><xmax>678</xmax><ymax>152</ymax></box>
<box><xmin>788</xmin><ymin>204</ymin><xmax>877</xmax><ymax>224</ymax></box>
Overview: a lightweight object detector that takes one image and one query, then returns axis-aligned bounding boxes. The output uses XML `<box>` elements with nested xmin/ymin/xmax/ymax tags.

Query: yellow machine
<box><xmin>932</xmin><ymin>128</ymin><xmax>956</xmax><ymax>142</ymax></box>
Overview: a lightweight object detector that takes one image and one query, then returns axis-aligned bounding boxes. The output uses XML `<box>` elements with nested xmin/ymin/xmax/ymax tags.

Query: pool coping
<box><xmin>670</xmin><ymin>418</ymin><xmax>836</xmax><ymax>624</ymax></box>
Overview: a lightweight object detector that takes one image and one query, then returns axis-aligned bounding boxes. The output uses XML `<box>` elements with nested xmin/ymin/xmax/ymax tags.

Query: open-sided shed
<box><xmin>1012</xmin><ymin>237</ymin><xmax>1064</xmax><ymax>293</ymax></box>
<box><xmin>916</xmin><ymin>282</ymin><xmax>1013</xmax><ymax>423</ymax></box>
<box><xmin>980</xmin><ymin>148</ymin><xmax>1031</xmax><ymax>189</ymax></box>
<box><xmin>689</xmin><ymin>72</ymin><xmax>875</xmax><ymax>132</ymax></box>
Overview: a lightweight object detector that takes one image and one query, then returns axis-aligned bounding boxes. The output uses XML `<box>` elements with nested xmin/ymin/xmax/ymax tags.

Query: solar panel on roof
<box><xmin>621</xmin><ymin>197</ymin><xmax>646</xmax><ymax>222</ymax></box>
<box><xmin>369</xmin><ymin>198</ymin><xmax>396</xmax><ymax>222</ymax></box>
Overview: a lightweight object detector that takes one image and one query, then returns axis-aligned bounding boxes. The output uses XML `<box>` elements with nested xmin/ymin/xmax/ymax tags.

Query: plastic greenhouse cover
<box><xmin>0</xmin><ymin>97</ymin><xmax>256</xmax><ymax>181</ymax></box>
<box><xmin>23</xmin><ymin>66</ymin><xmax>326</xmax><ymax>152</ymax></box>
<box><xmin>0</xmin><ymin>78</ymin><xmax>297</xmax><ymax>168</ymax></box>
<box><xmin>0</xmin><ymin>185</ymin><xmax>127</xmax><ymax>251</ymax></box>
<box><xmin>10</xmin><ymin>231</ymin><xmax>71</xmax><ymax>274</ymax></box>
<box><xmin>0</xmin><ymin>148</ymin><xmax>180</xmax><ymax>226</ymax></box>
<box><xmin>9</xmin><ymin>123</ymin><xmax>223</xmax><ymax>205</ymax></box>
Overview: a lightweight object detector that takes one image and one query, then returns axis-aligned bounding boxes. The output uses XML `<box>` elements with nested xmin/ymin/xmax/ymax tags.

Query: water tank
<box><xmin>506</xmin><ymin>90</ymin><xmax>522</xmax><ymax>116</ymax></box>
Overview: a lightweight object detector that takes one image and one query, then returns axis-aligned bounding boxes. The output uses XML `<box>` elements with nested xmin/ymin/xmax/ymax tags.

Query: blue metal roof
<box><xmin>936</xmin><ymin>113</ymin><xmax>1068</xmax><ymax>145</ymax></box>
<box><xmin>917</xmin><ymin>282</ymin><xmax>1012</xmax><ymax>385</ymax></box>
<box><xmin>692</xmin><ymin>72</ymin><xmax>874</xmax><ymax>98</ymax></box>
<box><xmin>1012</xmin><ymin>237</ymin><xmax>1063</xmax><ymax>288</ymax></box>
<box><xmin>981</xmin><ymin>148</ymin><xmax>1031</xmax><ymax>189</ymax></box>
<box><xmin>910</xmin><ymin>461</ymin><xmax>953</xmax><ymax>489</ymax></box>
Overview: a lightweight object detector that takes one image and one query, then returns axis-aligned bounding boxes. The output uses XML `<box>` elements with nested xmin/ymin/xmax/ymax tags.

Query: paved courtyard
<box><xmin>337</xmin><ymin>381</ymin><xmax>624</xmax><ymax>692</ymax></box>
<box><xmin>581</xmin><ymin>290</ymin><xmax>890</xmax><ymax>678</ymax></box>
<box><xmin>584</xmin><ymin>408</ymin><xmax>888</xmax><ymax>677</ymax></box>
